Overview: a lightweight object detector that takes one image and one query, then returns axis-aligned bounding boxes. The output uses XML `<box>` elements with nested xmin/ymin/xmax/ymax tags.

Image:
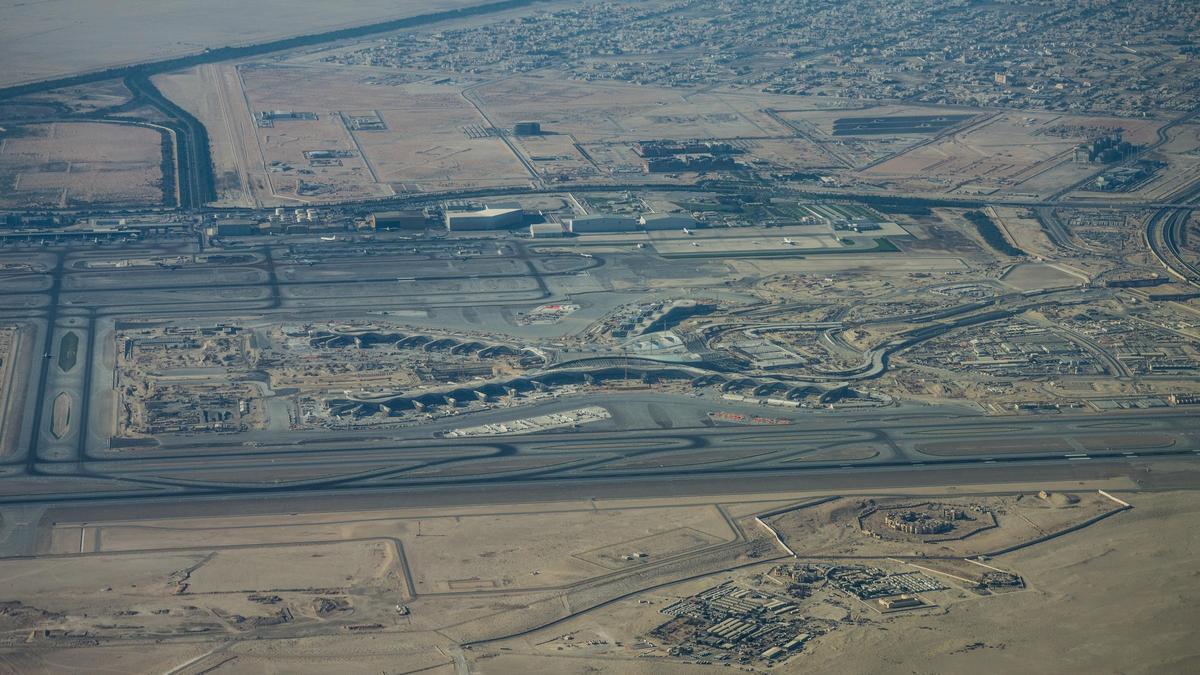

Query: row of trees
<box><xmin>964</xmin><ymin>210</ymin><xmax>1025</xmax><ymax>257</ymax></box>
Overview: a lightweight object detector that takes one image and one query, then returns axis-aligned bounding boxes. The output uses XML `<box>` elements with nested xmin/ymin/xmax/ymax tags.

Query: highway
<box><xmin>1033</xmin><ymin>206</ymin><xmax>1091</xmax><ymax>254</ymax></box>
<box><xmin>123</xmin><ymin>74</ymin><xmax>217</xmax><ymax>208</ymax></box>
<box><xmin>1145</xmin><ymin>207</ymin><xmax>1200</xmax><ymax>287</ymax></box>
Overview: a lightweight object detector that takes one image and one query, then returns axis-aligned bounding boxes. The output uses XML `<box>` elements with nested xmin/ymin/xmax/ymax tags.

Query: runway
<box><xmin>0</xmin><ymin>238</ymin><xmax>1197</xmax><ymax>515</ymax></box>
<box><xmin>1</xmin><ymin>401</ymin><xmax>1197</xmax><ymax>506</ymax></box>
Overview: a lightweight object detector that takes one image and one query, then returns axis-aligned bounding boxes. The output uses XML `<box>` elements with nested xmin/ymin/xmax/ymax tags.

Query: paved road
<box><xmin>1146</xmin><ymin>207</ymin><xmax>1199</xmax><ymax>287</ymax></box>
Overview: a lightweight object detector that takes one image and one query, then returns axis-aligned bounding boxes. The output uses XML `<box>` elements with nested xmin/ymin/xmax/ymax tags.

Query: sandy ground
<box><xmin>159</xmin><ymin>63</ymin><xmax>534</xmax><ymax>204</ymax></box>
<box><xmin>0</xmin><ymin>122</ymin><xmax>163</xmax><ymax>208</ymax></box>
<box><xmin>1</xmin><ymin>479</ymin><xmax>1191</xmax><ymax>673</ymax></box>
<box><xmin>473</xmin><ymin>77</ymin><xmax>792</xmax><ymax>145</ymax></box>
<box><xmin>767</xmin><ymin>492</ymin><xmax>1122</xmax><ymax>558</ymax></box>
<box><xmin>0</xmin><ymin>325</ymin><xmax>29</xmax><ymax>458</ymax></box>
<box><xmin>793</xmin><ymin>490</ymin><xmax>1200</xmax><ymax>674</ymax></box>
<box><xmin>1000</xmin><ymin>262</ymin><xmax>1089</xmax><ymax>291</ymax></box>
<box><xmin>0</xmin><ymin>0</ymin><xmax>485</xmax><ymax>88</ymax></box>
<box><xmin>469</xmin><ymin>490</ymin><xmax>1200</xmax><ymax>675</ymax></box>
<box><xmin>1130</xmin><ymin>123</ymin><xmax>1200</xmax><ymax>202</ymax></box>
<box><xmin>162</xmin><ymin>60</ymin><xmax>865</xmax><ymax>202</ymax></box>
<box><xmin>990</xmin><ymin>207</ymin><xmax>1058</xmax><ymax>258</ymax></box>
<box><xmin>847</xmin><ymin>109</ymin><xmax>1163</xmax><ymax>199</ymax></box>
<box><xmin>44</xmin><ymin>503</ymin><xmax>736</xmax><ymax>593</ymax></box>
<box><xmin>154</xmin><ymin>65</ymin><xmax>256</xmax><ymax>206</ymax></box>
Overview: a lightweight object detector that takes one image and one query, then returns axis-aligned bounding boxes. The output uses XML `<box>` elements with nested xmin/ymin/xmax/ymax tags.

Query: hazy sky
<box><xmin>0</xmin><ymin>0</ymin><xmax>482</xmax><ymax>87</ymax></box>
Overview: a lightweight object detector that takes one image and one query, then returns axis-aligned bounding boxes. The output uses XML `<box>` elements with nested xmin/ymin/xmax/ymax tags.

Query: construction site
<box><xmin>1</xmin><ymin>0</ymin><xmax>1199</xmax><ymax>672</ymax></box>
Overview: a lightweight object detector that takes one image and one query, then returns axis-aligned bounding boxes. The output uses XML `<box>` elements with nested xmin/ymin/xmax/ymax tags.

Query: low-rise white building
<box><xmin>568</xmin><ymin>214</ymin><xmax>640</xmax><ymax>234</ymax></box>
<box><xmin>444</xmin><ymin>206</ymin><xmax>524</xmax><ymax>231</ymax></box>
<box><xmin>530</xmin><ymin>222</ymin><xmax>566</xmax><ymax>238</ymax></box>
<box><xmin>640</xmin><ymin>213</ymin><xmax>698</xmax><ymax>230</ymax></box>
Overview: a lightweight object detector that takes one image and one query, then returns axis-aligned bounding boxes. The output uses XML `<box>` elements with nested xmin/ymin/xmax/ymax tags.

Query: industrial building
<box><xmin>206</xmin><ymin>219</ymin><xmax>261</xmax><ymax>237</ymax></box>
<box><xmin>643</xmin><ymin>154</ymin><xmax>738</xmax><ymax>173</ymax></box>
<box><xmin>878</xmin><ymin>595</ymin><xmax>925</xmax><ymax>610</ymax></box>
<box><xmin>444</xmin><ymin>206</ymin><xmax>524</xmax><ymax>231</ymax></box>
<box><xmin>633</xmin><ymin>140</ymin><xmax>744</xmax><ymax>158</ymax></box>
<box><xmin>255</xmin><ymin>110</ymin><xmax>317</xmax><ymax>127</ymax></box>
<box><xmin>568</xmin><ymin>214</ymin><xmax>640</xmax><ymax>234</ymax></box>
<box><xmin>513</xmin><ymin>120</ymin><xmax>542</xmax><ymax>136</ymax></box>
<box><xmin>640</xmin><ymin>213</ymin><xmax>698</xmax><ymax>230</ymax></box>
<box><xmin>530</xmin><ymin>222</ymin><xmax>566</xmax><ymax>238</ymax></box>
<box><xmin>370</xmin><ymin>210</ymin><xmax>428</xmax><ymax>231</ymax></box>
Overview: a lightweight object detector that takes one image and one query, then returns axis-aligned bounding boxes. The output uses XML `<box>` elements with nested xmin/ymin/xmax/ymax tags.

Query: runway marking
<box><xmin>1067</xmin><ymin>456</ymin><xmax>1092</xmax><ymax>461</ymax></box>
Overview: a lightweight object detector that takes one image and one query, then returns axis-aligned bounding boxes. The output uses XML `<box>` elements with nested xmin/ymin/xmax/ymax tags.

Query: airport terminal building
<box><xmin>568</xmin><ymin>214</ymin><xmax>640</xmax><ymax>234</ymax></box>
<box><xmin>370</xmin><ymin>210</ymin><xmax>428</xmax><ymax>231</ymax></box>
<box><xmin>530</xmin><ymin>222</ymin><xmax>566</xmax><ymax>238</ymax></box>
<box><xmin>640</xmin><ymin>213</ymin><xmax>698</xmax><ymax>230</ymax></box>
<box><xmin>444</xmin><ymin>206</ymin><xmax>525</xmax><ymax>231</ymax></box>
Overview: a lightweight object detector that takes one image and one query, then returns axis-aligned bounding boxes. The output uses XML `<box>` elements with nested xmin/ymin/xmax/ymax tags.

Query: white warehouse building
<box><xmin>568</xmin><ymin>214</ymin><xmax>640</xmax><ymax>234</ymax></box>
<box><xmin>530</xmin><ymin>222</ymin><xmax>566</xmax><ymax>238</ymax></box>
<box><xmin>444</xmin><ymin>206</ymin><xmax>524</xmax><ymax>231</ymax></box>
<box><xmin>640</xmin><ymin>213</ymin><xmax>698</xmax><ymax>230</ymax></box>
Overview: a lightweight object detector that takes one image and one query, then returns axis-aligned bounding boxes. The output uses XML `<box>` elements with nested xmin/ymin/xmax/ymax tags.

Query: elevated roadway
<box><xmin>1145</xmin><ymin>208</ymin><xmax>1199</xmax><ymax>287</ymax></box>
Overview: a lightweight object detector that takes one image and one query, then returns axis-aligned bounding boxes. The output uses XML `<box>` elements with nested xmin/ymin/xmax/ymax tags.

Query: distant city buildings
<box><xmin>328</xmin><ymin>0</ymin><xmax>1199</xmax><ymax>116</ymax></box>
